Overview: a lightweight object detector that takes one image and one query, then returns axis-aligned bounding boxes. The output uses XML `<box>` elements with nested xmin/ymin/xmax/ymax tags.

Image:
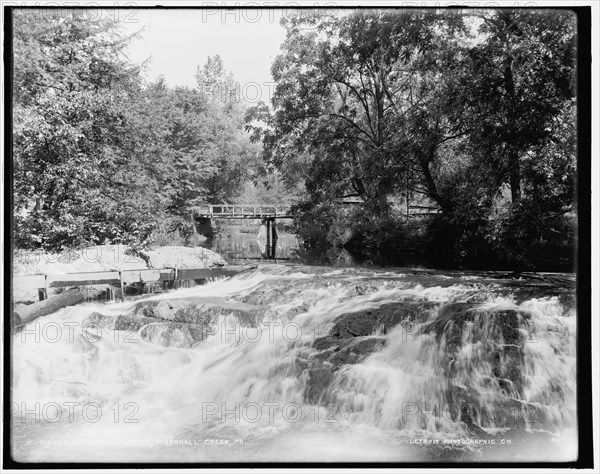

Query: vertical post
<box><xmin>190</xmin><ymin>214</ymin><xmax>197</xmax><ymax>248</ymax></box>
<box><xmin>38</xmin><ymin>275</ymin><xmax>49</xmax><ymax>301</ymax></box>
<box><xmin>38</xmin><ymin>275</ymin><xmax>47</xmax><ymax>301</ymax></box>
<box><xmin>139</xmin><ymin>270</ymin><xmax>145</xmax><ymax>295</ymax></box>
<box><xmin>266</xmin><ymin>219</ymin><xmax>271</xmax><ymax>258</ymax></box>
<box><xmin>119</xmin><ymin>270</ymin><xmax>125</xmax><ymax>301</ymax></box>
<box><xmin>174</xmin><ymin>267</ymin><xmax>179</xmax><ymax>289</ymax></box>
<box><xmin>271</xmin><ymin>218</ymin><xmax>277</xmax><ymax>259</ymax></box>
<box><xmin>406</xmin><ymin>175</ymin><xmax>410</xmax><ymax>221</ymax></box>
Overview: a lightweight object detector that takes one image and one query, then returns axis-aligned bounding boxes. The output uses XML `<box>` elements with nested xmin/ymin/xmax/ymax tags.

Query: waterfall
<box><xmin>11</xmin><ymin>265</ymin><xmax>577</xmax><ymax>462</ymax></box>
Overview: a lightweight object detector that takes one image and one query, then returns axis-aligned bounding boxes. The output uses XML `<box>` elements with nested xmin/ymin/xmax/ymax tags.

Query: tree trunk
<box><xmin>366</xmin><ymin>193</ymin><xmax>390</xmax><ymax>217</ymax></box>
<box><xmin>13</xmin><ymin>288</ymin><xmax>85</xmax><ymax>329</ymax></box>
<box><xmin>508</xmin><ymin>148</ymin><xmax>521</xmax><ymax>203</ymax></box>
<box><xmin>503</xmin><ymin>56</ymin><xmax>521</xmax><ymax>204</ymax></box>
<box><xmin>419</xmin><ymin>149</ymin><xmax>453</xmax><ymax>214</ymax></box>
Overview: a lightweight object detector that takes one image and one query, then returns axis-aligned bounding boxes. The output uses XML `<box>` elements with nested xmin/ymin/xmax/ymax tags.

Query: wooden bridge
<box><xmin>192</xmin><ymin>204</ymin><xmax>293</xmax><ymax>219</ymax></box>
<box><xmin>191</xmin><ymin>204</ymin><xmax>292</xmax><ymax>259</ymax></box>
<box><xmin>192</xmin><ymin>202</ymin><xmax>440</xmax><ymax>220</ymax></box>
<box><xmin>191</xmin><ymin>201</ymin><xmax>440</xmax><ymax>259</ymax></box>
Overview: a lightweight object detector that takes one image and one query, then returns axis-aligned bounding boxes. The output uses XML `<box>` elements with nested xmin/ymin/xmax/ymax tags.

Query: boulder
<box><xmin>303</xmin><ymin>301</ymin><xmax>439</xmax><ymax>403</ymax></box>
<box><xmin>86</xmin><ymin>312</ymin><xmax>117</xmax><ymax>329</ymax></box>
<box><xmin>132</xmin><ymin>298</ymin><xmax>259</xmax><ymax>326</ymax></box>
<box><xmin>422</xmin><ymin>303</ymin><xmax>531</xmax><ymax>396</ymax></box>
<box><xmin>303</xmin><ymin>363</ymin><xmax>335</xmax><ymax>404</ymax></box>
<box><xmin>139</xmin><ymin>322</ymin><xmax>207</xmax><ymax>347</ymax></box>
<box><xmin>114</xmin><ymin>314</ymin><xmax>159</xmax><ymax>332</ymax></box>
<box><xmin>329</xmin><ymin>301</ymin><xmax>439</xmax><ymax>339</ymax></box>
<box><xmin>99</xmin><ymin>297</ymin><xmax>263</xmax><ymax>348</ymax></box>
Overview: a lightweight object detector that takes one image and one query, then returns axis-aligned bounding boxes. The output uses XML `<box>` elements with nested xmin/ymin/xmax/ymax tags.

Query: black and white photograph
<box><xmin>2</xmin><ymin>1</ymin><xmax>596</xmax><ymax>470</ymax></box>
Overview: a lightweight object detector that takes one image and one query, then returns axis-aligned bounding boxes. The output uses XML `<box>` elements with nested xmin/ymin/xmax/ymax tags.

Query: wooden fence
<box><xmin>13</xmin><ymin>266</ymin><xmax>250</xmax><ymax>301</ymax></box>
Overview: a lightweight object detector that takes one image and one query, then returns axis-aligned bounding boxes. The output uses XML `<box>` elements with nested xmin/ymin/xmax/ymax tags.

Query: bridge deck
<box><xmin>192</xmin><ymin>203</ymin><xmax>440</xmax><ymax>219</ymax></box>
<box><xmin>193</xmin><ymin>204</ymin><xmax>292</xmax><ymax>219</ymax></box>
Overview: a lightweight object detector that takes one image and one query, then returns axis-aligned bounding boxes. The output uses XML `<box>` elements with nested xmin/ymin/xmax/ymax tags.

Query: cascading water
<box><xmin>11</xmin><ymin>265</ymin><xmax>577</xmax><ymax>462</ymax></box>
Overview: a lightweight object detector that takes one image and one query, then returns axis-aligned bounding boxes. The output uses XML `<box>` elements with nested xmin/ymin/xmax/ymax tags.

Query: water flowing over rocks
<box><xmin>302</xmin><ymin>301</ymin><xmax>439</xmax><ymax>403</ymax></box>
<box><xmin>83</xmin><ymin>297</ymin><xmax>262</xmax><ymax>348</ymax></box>
<box><xmin>12</xmin><ymin>264</ymin><xmax>577</xmax><ymax>462</ymax></box>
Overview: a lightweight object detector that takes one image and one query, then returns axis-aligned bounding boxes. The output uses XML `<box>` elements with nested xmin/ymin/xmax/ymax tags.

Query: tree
<box><xmin>13</xmin><ymin>13</ymin><xmax>262</xmax><ymax>251</ymax></box>
<box><xmin>440</xmin><ymin>9</ymin><xmax>578</xmax><ymax>268</ymax></box>
<box><xmin>461</xmin><ymin>9</ymin><xmax>576</xmax><ymax>205</ymax></box>
<box><xmin>192</xmin><ymin>55</ymin><xmax>261</xmax><ymax>203</ymax></box>
<box><xmin>259</xmin><ymin>9</ymin><xmax>577</xmax><ymax>268</ymax></box>
<box><xmin>259</xmin><ymin>10</ymin><xmax>470</xmax><ymax>216</ymax></box>
<box><xmin>13</xmin><ymin>10</ymin><xmax>158</xmax><ymax>249</ymax></box>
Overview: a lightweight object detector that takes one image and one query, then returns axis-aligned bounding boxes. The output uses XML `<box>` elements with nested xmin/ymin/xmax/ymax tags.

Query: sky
<box><xmin>119</xmin><ymin>9</ymin><xmax>289</xmax><ymax>103</ymax></box>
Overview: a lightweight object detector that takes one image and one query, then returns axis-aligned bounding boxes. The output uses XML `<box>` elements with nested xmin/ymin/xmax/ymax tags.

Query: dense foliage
<box><xmin>248</xmin><ymin>9</ymin><xmax>577</xmax><ymax>270</ymax></box>
<box><xmin>12</xmin><ymin>9</ymin><xmax>578</xmax><ymax>271</ymax></box>
<box><xmin>13</xmin><ymin>10</ymin><xmax>268</xmax><ymax>250</ymax></box>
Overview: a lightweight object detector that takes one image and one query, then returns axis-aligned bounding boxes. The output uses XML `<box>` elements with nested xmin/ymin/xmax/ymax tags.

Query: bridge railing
<box><xmin>193</xmin><ymin>204</ymin><xmax>291</xmax><ymax>217</ymax></box>
<box><xmin>192</xmin><ymin>203</ymin><xmax>439</xmax><ymax>219</ymax></box>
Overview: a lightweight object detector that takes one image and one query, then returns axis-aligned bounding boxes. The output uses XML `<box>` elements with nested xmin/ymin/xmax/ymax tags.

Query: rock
<box><xmin>423</xmin><ymin>303</ymin><xmax>530</xmax><ymax>396</ymax></box>
<box><xmin>239</xmin><ymin>278</ymin><xmax>380</xmax><ymax>307</ymax></box>
<box><xmin>327</xmin><ymin>337</ymin><xmax>385</xmax><ymax>368</ymax></box>
<box><xmin>303</xmin><ymin>363</ymin><xmax>334</xmax><ymax>404</ymax></box>
<box><xmin>111</xmin><ymin>296</ymin><xmax>264</xmax><ymax>348</ymax></box>
<box><xmin>329</xmin><ymin>311</ymin><xmax>381</xmax><ymax>338</ymax></box>
<box><xmin>313</xmin><ymin>335</ymin><xmax>345</xmax><ymax>352</ymax></box>
<box><xmin>421</xmin><ymin>302</ymin><xmax>475</xmax><ymax>336</ymax></box>
<box><xmin>301</xmin><ymin>336</ymin><xmax>386</xmax><ymax>405</ymax></box>
<box><xmin>447</xmin><ymin>383</ymin><xmax>548</xmax><ymax>431</ymax></box>
<box><xmin>303</xmin><ymin>301</ymin><xmax>439</xmax><ymax>403</ymax></box>
<box><xmin>132</xmin><ymin>298</ymin><xmax>259</xmax><ymax>326</ymax></box>
<box><xmin>112</xmin><ymin>314</ymin><xmax>211</xmax><ymax>347</ymax></box>
<box><xmin>114</xmin><ymin>314</ymin><xmax>159</xmax><ymax>332</ymax></box>
<box><xmin>286</xmin><ymin>302</ymin><xmax>311</xmax><ymax>317</ymax></box>
<box><xmin>139</xmin><ymin>322</ymin><xmax>207</xmax><ymax>347</ymax></box>
<box><xmin>326</xmin><ymin>301</ymin><xmax>439</xmax><ymax>339</ymax></box>
<box><xmin>86</xmin><ymin>312</ymin><xmax>117</xmax><ymax>328</ymax></box>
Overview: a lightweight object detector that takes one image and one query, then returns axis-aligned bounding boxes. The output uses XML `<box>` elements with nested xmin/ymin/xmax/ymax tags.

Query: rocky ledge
<box><xmin>297</xmin><ymin>299</ymin><xmax>566</xmax><ymax>434</ymax></box>
<box><xmin>85</xmin><ymin>297</ymin><xmax>261</xmax><ymax>348</ymax></box>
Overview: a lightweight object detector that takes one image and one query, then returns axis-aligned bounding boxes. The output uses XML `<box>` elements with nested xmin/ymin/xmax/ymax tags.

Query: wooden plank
<box><xmin>48</xmin><ymin>271</ymin><xmax>122</xmax><ymax>288</ymax></box>
<box><xmin>12</xmin><ymin>267</ymin><xmax>245</xmax><ymax>290</ymax></box>
<box><xmin>49</xmin><ymin>278</ymin><xmax>122</xmax><ymax>288</ymax></box>
<box><xmin>159</xmin><ymin>269</ymin><xmax>175</xmax><ymax>281</ymax></box>
<box><xmin>120</xmin><ymin>269</ymin><xmax>165</xmax><ymax>284</ymax></box>
<box><xmin>176</xmin><ymin>267</ymin><xmax>245</xmax><ymax>280</ymax></box>
<box><xmin>43</xmin><ymin>269</ymin><xmax>172</xmax><ymax>288</ymax></box>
